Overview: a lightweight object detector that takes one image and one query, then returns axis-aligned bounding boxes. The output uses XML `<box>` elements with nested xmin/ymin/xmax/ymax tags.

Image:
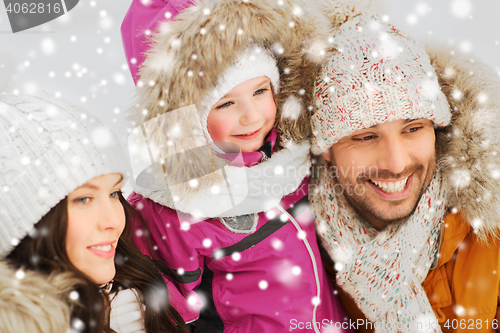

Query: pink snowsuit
<box><xmin>129</xmin><ymin>132</ymin><xmax>351</xmax><ymax>332</ymax></box>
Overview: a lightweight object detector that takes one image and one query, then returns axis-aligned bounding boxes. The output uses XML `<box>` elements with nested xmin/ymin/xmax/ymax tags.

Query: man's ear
<box><xmin>321</xmin><ymin>148</ymin><xmax>331</xmax><ymax>162</ymax></box>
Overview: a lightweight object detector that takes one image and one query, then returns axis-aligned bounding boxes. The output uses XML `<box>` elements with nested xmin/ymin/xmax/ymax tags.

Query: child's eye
<box><xmin>216</xmin><ymin>101</ymin><xmax>233</xmax><ymax>109</ymax></box>
<box><xmin>75</xmin><ymin>197</ymin><xmax>91</xmax><ymax>204</ymax></box>
<box><xmin>254</xmin><ymin>88</ymin><xmax>268</xmax><ymax>95</ymax></box>
<box><xmin>110</xmin><ymin>191</ymin><xmax>121</xmax><ymax>199</ymax></box>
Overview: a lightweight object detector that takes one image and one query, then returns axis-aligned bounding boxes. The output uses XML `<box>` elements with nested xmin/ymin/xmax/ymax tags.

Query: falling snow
<box><xmin>450</xmin><ymin>0</ymin><xmax>472</xmax><ymax>18</ymax></box>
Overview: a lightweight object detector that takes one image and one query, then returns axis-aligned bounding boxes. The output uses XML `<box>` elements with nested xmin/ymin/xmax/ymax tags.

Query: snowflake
<box><xmin>258</xmin><ymin>280</ymin><xmax>268</xmax><ymax>290</ymax></box>
<box><xmin>41</xmin><ymin>38</ymin><xmax>56</xmax><ymax>55</ymax></box>
<box><xmin>202</xmin><ymin>238</ymin><xmax>212</xmax><ymax>248</ymax></box>
<box><xmin>281</xmin><ymin>95</ymin><xmax>302</xmax><ymax>120</ymax></box>
<box><xmin>451</xmin><ymin>0</ymin><xmax>472</xmax><ymax>18</ymax></box>
<box><xmin>91</xmin><ymin>127</ymin><xmax>114</xmax><ymax>148</ymax></box>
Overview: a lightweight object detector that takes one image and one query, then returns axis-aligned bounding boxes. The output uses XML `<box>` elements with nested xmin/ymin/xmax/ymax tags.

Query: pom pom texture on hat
<box><xmin>0</xmin><ymin>92</ymin><xmax>128</xmax><ymax>257</ymax></box>
<box><xmin>311</xmin><ymin>15</ymin><xmax>451</xmax><ymax>155</ymax></box>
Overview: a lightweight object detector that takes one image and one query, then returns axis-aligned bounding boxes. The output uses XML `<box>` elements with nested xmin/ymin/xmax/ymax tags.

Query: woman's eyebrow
<box><xmin>78</xmin><ymin>175</ymin><xmax>123</xmax><ymax>190</ymax></box>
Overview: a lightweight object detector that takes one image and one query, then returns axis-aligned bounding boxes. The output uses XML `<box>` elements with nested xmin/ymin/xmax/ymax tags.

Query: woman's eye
<box><xmin>216</xmin><ymin>101</ymin><xmax>233</xmax><ymax>109</ymax></box>
<box><xmin>110</xmin><ymin>191</ymin><xmax>121</xmax><ymax>199</ymax></box>
<box><xmin>75</xmin><ymin>197</ymin><xmax>90</xmax><ymax>204</ymax></box>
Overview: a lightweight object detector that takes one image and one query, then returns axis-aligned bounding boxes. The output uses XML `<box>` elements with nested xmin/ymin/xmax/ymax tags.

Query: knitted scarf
<box><xmin>311</xmin><ymin>166</ymin><xmax>447</xmax><ymax>332</ymax></box>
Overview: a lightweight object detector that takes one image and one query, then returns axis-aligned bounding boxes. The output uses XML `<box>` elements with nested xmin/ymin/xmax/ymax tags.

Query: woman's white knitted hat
<box><xmin>0</xmin><ymin>92</ymin><xmax>128</xmax><ymax>257</ymax></box>
<box><xmin>311</xmin><ymin>14</ymin><xmax>451</xmax><ymax>155</ymax></box>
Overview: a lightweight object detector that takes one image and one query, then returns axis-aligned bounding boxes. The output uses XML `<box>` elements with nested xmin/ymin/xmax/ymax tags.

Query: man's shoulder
<box><xmin>439</xmin><ymin>211</ymin><xmax>500</xmax><ymax>263</ymax></box>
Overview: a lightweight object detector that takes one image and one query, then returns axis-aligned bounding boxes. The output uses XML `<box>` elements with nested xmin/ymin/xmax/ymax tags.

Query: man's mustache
<box><xmin>357</xmin><ymin>163</ymin><xmax>424</xmax><ymax>183</ymax></box>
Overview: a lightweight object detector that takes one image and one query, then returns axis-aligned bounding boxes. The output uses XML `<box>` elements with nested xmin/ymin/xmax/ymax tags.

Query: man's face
<box><xmin>323</xmin><ymin>119</ymin><xmax>437</xmax><ymax>230</ymax></box>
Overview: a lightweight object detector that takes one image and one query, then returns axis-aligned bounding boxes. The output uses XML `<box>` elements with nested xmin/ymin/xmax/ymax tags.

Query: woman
<box><xmin>0</xmin><ymin>91</ymin><xmax>189</xmax><ymax>333</ymax></box>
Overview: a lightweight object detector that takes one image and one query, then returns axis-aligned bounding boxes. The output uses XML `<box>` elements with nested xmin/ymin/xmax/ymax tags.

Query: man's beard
<box><xmin>336</xmin><ymin>156</ymin><xmax>436</xmax><ymax>228</ymax></box>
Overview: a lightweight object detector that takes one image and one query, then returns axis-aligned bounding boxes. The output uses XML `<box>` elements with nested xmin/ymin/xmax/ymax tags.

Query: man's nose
<box><xmin>377</xmin><ymin>137</ymin><xmax>411</xmax><ymax>175</ymax></box>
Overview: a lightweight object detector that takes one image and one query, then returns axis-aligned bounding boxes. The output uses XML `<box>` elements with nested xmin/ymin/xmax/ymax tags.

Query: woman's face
<box><xmin>66</xmin><ymin>173</ymin><xmax>125</xmax><ymax>285</ymax></box>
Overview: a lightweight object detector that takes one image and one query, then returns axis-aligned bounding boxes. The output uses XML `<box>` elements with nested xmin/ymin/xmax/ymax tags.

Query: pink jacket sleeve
<box><xmin>128</xmin><ymin>192</ymin><xmax>206</xmax><ymax>323</ymax></box>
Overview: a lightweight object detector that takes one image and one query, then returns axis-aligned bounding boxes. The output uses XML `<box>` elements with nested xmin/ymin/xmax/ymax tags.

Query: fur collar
<box><xmin>134</xmin><ymin>141</ymin><xmax>311</xmax><ymax>218</ymax></box>
<box><xmin>428</xmin><ymin>44</ymin><xmax>500</xmax><ymax>240</ymax></box>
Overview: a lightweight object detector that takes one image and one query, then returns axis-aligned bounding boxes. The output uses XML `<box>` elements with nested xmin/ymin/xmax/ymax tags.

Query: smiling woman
<box><xmin>65</xmin><ymin>174</ymin><xmax>126</xmax><ymax>285</ymax></box>
<box><xmin>0</xmin><ymin>92</ymin><xmax>188</xmax><ymax>333</ymax></box>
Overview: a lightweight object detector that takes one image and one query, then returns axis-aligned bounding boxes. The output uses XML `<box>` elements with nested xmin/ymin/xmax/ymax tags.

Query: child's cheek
<box><xmin>207</xmin><ymin>114</ymin><xmax>231</xmax><ymax>142</ymax></box>
<box><xmin>264</xmin><ymin>96</ymin><xmax>277</xmax><ymax>125</ymax></box>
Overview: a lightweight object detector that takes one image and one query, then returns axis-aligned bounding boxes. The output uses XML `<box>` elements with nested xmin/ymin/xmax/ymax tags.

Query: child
<box><xmin>121</xmin><ymin>0</ymin><xmax>361</xmax><ymax>332</ymax></box>
<box><xmin>0</xmin><ymin>92</ymin><xmax>189</xmax><ymax>333</ymax></box>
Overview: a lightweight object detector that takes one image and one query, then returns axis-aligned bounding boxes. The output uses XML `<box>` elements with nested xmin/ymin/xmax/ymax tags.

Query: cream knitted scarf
<box><xmin>311</xmin><ymin>168</ymin><xmax>447</xmax><ymax>332</ymax></box>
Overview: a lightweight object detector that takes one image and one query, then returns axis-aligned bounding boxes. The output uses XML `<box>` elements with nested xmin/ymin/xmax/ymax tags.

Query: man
<box><xmin>310</xmin><ymin>14</ymin><xmax>500</xmax><ymax>333</ymax></box>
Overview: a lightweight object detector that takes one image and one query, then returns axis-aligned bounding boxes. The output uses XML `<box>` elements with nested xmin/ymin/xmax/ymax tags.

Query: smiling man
<box><xmin>310</xmin><ymin>14</ymin><xmax>500</xmax><ymax>333</ymax></box>
<box><xmin>326</xmin><ymin>118</ymin><xmax>437</xmax><ymax>231</ymax></box>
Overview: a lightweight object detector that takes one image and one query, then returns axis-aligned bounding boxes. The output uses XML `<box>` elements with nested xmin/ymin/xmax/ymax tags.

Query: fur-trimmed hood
<box><xmin>126</xmin><ymin>0</ymin><xmax>382</xmax><ymax>217</ymax></box>
<box><xmin>0</xmin><ymin>260</ymin><xmax>78</xmax><ymax>333</ymax></box>
<box><xmin>428</xmin><ymin>44</ymin><xmax>500</xmax><ymax>240</ymax></box>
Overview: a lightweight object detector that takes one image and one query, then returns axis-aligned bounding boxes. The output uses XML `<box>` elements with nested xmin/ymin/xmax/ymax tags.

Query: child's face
<box><xmin>207</xmin><ymin>76</ymin><xmax>276</xmax><ymax>153</ymax></box>
<box><xmin>66</xmin><ymin>173</ymin><xmax>125</xmax><ymax>284</ymax></box>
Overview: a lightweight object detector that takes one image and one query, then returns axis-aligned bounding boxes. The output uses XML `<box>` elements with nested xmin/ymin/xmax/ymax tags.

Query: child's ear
<box><xmin>321</xmin><ymin>148</ymin><xmax>332</xmax><ymax>162</ymax></box>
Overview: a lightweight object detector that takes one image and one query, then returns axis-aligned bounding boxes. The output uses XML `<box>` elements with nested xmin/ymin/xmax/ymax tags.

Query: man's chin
<box><xmin>347</xmin><ymin>195</ymin><xmax>420</xmax><ymax>229</ymax></box>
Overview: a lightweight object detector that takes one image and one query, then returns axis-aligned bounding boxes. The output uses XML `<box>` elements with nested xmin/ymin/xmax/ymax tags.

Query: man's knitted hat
<box><xmin>0</xmin><ymin>92</ymin><xmax>128</xmax><ymax>257</ymax></box>
<box><xmin>200</xmin><ymin>44</ymin><xmax>280</xmax><ymax>142</ymax></box>
<box><xmin>311</xmin><ymin>15</ymin><xmax>451</xmax><ymax>155</ymax></box>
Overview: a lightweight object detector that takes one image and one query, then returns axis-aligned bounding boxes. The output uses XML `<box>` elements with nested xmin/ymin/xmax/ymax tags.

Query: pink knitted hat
<box><xmin>311</xmin><ymin>15</ymin><xmax>451</xmax><ymax>155</ymax></box>
<box><xmin>121</xmin><ymin>0</ymin><xmax>195</xmax><ymax>84</ymax></box>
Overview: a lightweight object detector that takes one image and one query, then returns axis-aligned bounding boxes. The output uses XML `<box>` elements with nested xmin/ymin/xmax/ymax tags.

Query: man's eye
<box><xmin>353</xmin><ymin>135</ymin><xmax>375</xmax><ymax>141</ymax></box>
<box><xmin>216</xmin><ymin>101</ymin><xmax>233</xmax><ymax>109</ymax></box>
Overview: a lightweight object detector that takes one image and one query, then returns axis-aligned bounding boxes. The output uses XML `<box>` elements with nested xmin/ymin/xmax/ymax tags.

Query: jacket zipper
<box><xmin>276</xmin><ymin>205</ymin><xmax>321</xmax><ymax>333</ymax></box>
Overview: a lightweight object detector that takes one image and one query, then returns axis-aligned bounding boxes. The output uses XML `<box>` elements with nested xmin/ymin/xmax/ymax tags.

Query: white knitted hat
<box><xmin>311</xmin><ymin>15</ymin><xmax>451</xmax><ymax>155</ymax></box>
<box><xmin>0</xmin><ymin>92</ymin><xmax>129</xmax><ymax>257</ymax></box>
<box><xmin>200</xmin><ymin>44</ymin><xmax>280</xmax><ymax>141</ymax></box>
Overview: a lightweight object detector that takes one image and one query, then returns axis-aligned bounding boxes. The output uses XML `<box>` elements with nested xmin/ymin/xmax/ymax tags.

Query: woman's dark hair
<box><xmin>6</xmin><ymin>192</ymin><xmax>188</xmax><ymax>333</ymax></box>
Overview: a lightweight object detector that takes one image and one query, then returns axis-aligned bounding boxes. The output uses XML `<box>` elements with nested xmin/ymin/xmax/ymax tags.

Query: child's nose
<box><xmin>239</xmin><ymin>101</ymin><xmax>261</xmax><ymax>125</ymax></box>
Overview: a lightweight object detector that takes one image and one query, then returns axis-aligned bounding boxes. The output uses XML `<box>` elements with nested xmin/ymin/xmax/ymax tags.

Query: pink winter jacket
<box><xmin>128</xmin><ymin>133</ymin><xmax>351</xmax><ymax>333</ymax></box>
